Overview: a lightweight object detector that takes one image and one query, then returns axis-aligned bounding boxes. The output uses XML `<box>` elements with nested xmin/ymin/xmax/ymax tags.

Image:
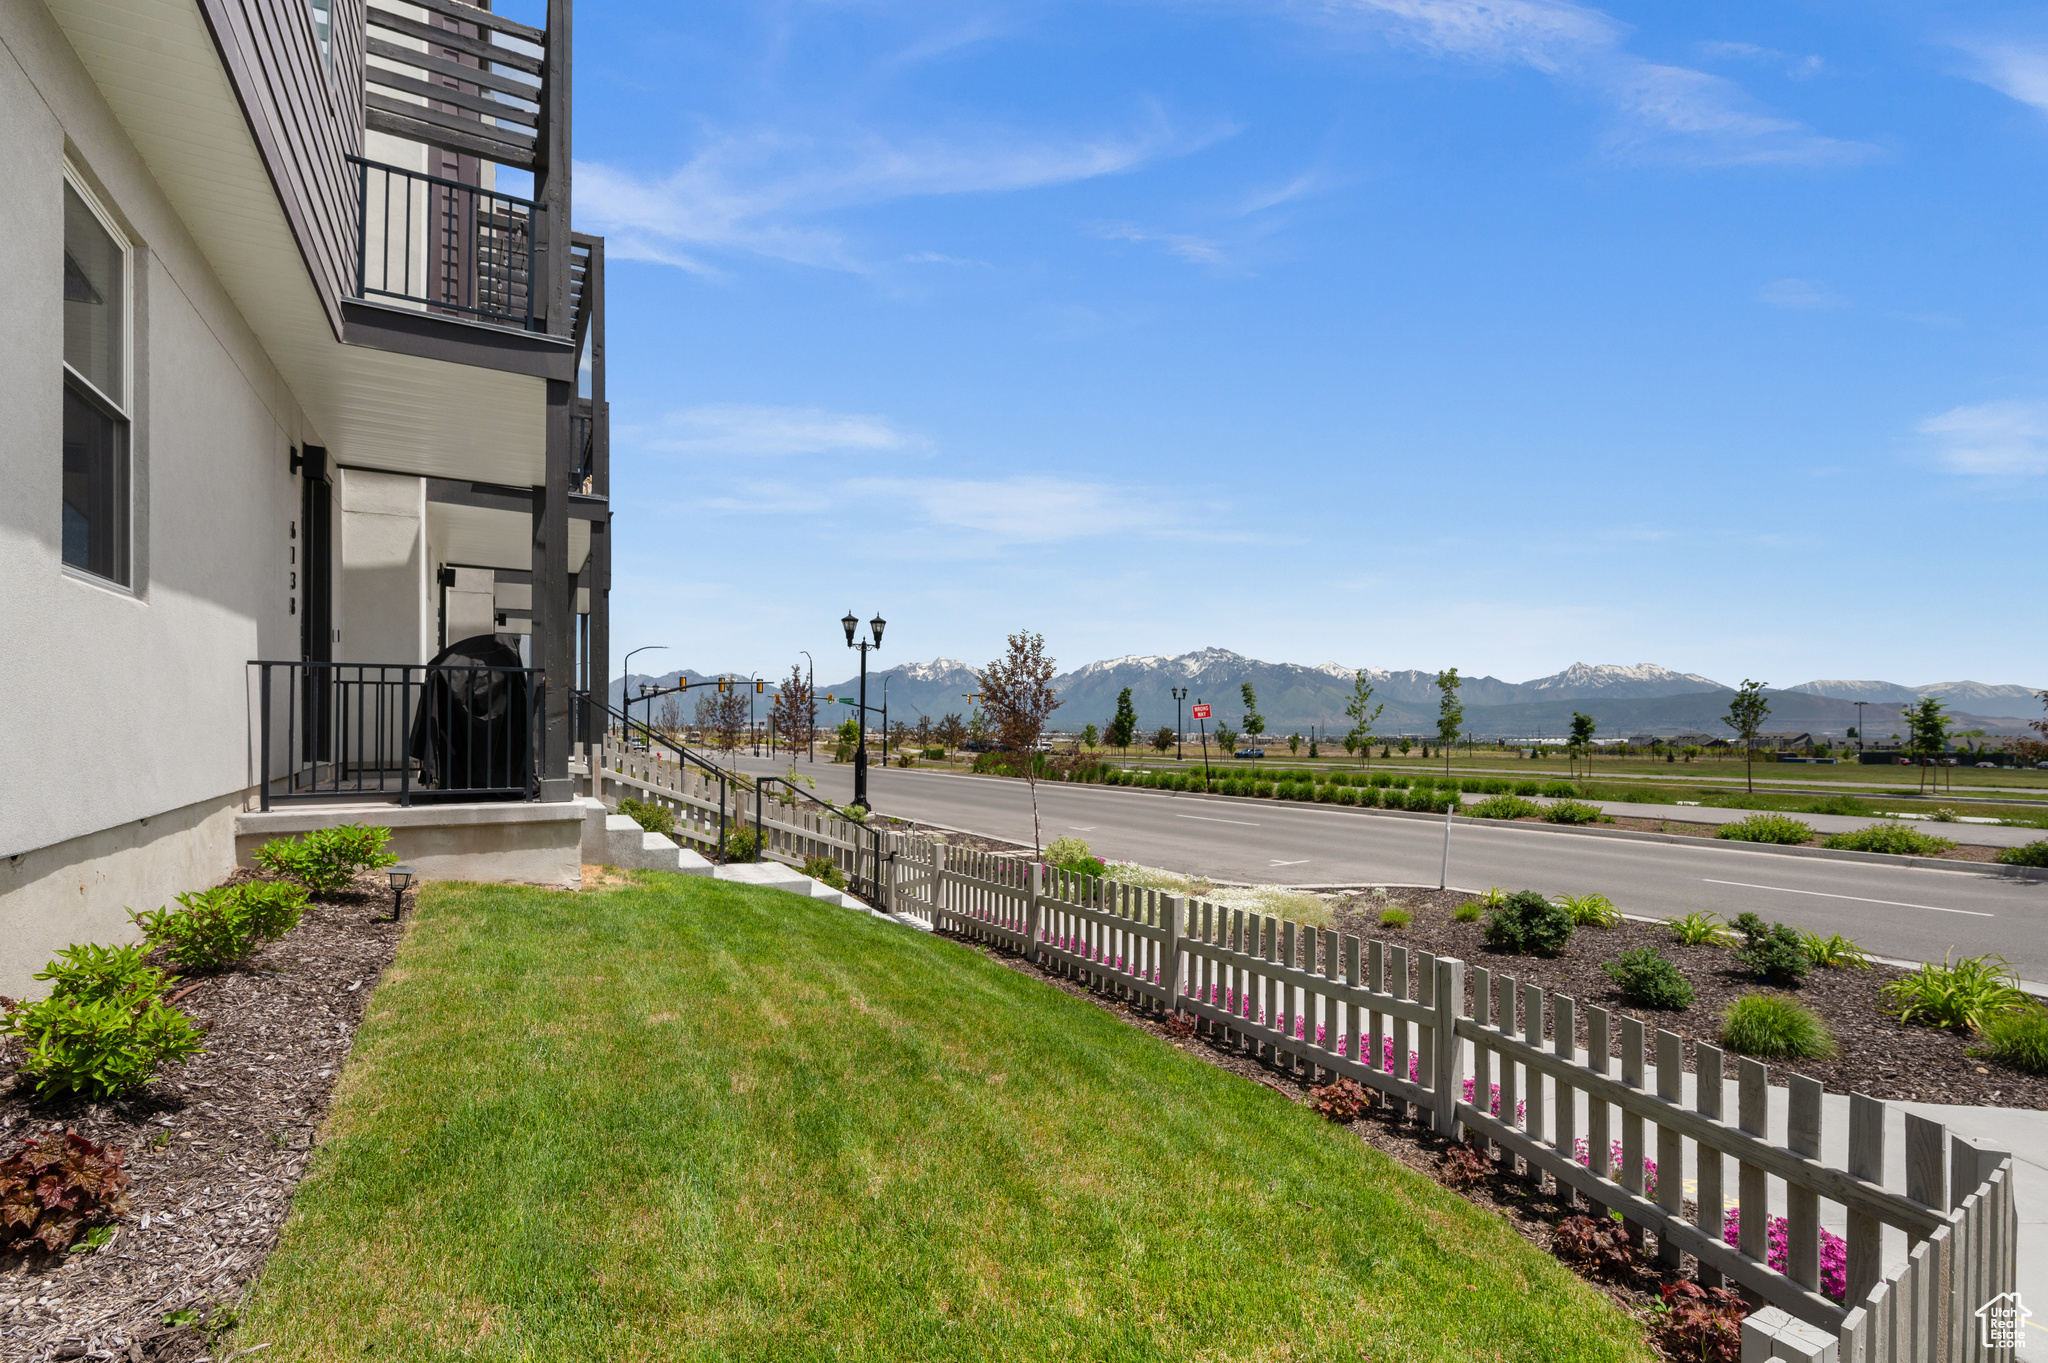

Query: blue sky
<box><xmin>564</xmin><ymin>0</ymin><xmax>2048</xmax><ymax>688</ymax></box>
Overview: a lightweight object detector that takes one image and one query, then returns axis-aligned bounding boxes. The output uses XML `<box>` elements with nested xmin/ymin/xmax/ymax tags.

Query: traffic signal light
<box><xmin>755</xmin><ymin>679</ymin><xmax>765</xmax><ymax>694</ymax></box>
<box><xmin>717</xmin><ymin>677</ymin><xmax>727</xmax><ymax>692</ymax></box>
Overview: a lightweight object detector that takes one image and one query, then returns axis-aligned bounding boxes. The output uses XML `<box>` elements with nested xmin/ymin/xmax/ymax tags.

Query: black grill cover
<box><xmin>408</xmin><ymin>635</ymin><xmax>531</xmax><ymax>798</ymax></box>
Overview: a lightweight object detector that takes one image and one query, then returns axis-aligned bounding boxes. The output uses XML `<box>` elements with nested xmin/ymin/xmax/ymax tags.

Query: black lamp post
<box><xmin>842</xmin><ymin>610</ymin><xmax>885</xmax><ymax>808</ymax></box>
<box><xmin>1171</xmin><ymin>686</ymin><xmax>1187</xmax><ymax>761</ymax></box>
<box><xmin>637</xmin><ymin>681</ymin><xmax>656</xmax><ymax>746</ymax></box>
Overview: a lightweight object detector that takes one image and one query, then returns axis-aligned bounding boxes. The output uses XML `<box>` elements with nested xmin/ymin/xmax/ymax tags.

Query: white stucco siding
<box><xmin>0</xmin><ymin>3</ymin><xmax>307</xmax><ymax>860</ymax></box>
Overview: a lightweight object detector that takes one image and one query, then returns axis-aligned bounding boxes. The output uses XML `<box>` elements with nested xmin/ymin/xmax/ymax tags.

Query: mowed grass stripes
<box><xmin>241</xmin><ymin>875</ymin><xmax>1654</xmax><ymax>1362</ymax></box>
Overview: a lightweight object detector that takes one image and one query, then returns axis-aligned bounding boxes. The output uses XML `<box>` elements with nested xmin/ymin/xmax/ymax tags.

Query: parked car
<box><xmin>962</xmin><ymin>740</ymin><xmax>993</xmax><ymax>753</ymax></box>
<box><xmin>1977</xmin><ymin>762</ymin><xmax>1998</xmax><ymax>768</ymax></box>
<box><xmin>1233</xmin><ymin>748</ymin><xmax>1264</xmax><ymax>759</ymax></box>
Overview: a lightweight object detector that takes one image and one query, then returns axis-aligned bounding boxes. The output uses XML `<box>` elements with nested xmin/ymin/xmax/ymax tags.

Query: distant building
<box><xmin>1758</xmin><ymin>732</ymin><xmax>1815</xmax><ymax>751</ymax></box>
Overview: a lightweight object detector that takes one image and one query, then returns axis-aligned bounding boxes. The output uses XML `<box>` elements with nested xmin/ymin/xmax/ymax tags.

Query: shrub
<box><xmin>1483</xmin><ymin>890</ymin><xmax>1575</xmax><ymax>956</ymax></box>
<box><xmin>1542</xmin><ymin>799</ymin><xmax>1604</xmax><ymax>825</ymax></box>
<box><xmin>1336</xmin><ymin>787</ymin><xmax>1359</xmax><ymax>806</ymax></box>
<box><xmin>1551</xmin><ymin>1215</ymin><xmax>1636</xmax><ymax>1279</ymax></box>
<box><xmin>1731</xmin><ymin>913</ymin><xmax>1810</xmax><ymax>986</ymax></box>
<box><xmin>1438</xmin><ymin>1142</ymin><xmax>1492</xmax><ymax>1190</ymax></box>
<box><xmin>1402</xmin><ymin>787</ymin><xmax>1438</xmax><ymax>812</ymax></box>
<box><xmin>1882</xmin><ymin>952</ymin><xmax>2030</xmax><ymax>1033</ymax></box>
<box><xmin>1555</xmin><ymin>892</ymin><xmax>1620</xmax><ymax>927</ymax></box>
<box><xmin>1161</xmin><ymin>1010</ymin><xmax>1197</xmax><ymax>1039</ymax></box>
<box><xmin>722</xmin><ymin>828</ymin><xmax>762</xmax><ymax>862</ymax></box>
<box><xmin>1254</xmin><ymin>780</ymin><xmax>1275</xmax><ymax>799</ymax></box>
<box><xmin>1805</xmin><ymin>794</ymin><xmax>1874</xmax><ymax>817</ymax></box>
<box><xmin>0</xmin><ymin>1132</ymin><xmax>132</xmax><ymax>1255</ymax></box>
<box><xmin>1997</xmin><ymin>839</ymin><xmax>2048</xmax><ymax>868</ymax></box>
<box><xmin>616</xmin><ymin>798</ymin><xmax>675</xmax><ymax>836</ymax></box>
<box><xmin>1976</xmin><ymin>1008</ymin><xmax>2048</xmax><ymax>1074</ymax></box>
<box><xmin>1306</xmin><ymin>1077</ymin><xmax>1372</xmax><ymax>1122</ymax></box>
<box><xmin>1453</xmin><ymin>901</ymin><xmax>1483</xmax><ymax>923</ymax></box>
<box><xmin>1379</xmin><ymin>907</ymin><xmax>1412</xmax><ymax>928</ymax></box>
<box><xmin>1603</xmin><ymin>947</ymin><xmax>1695</xmax><ymax>1010</ymax></box>
<box><xmin>1370</xmin><ymin>773</ymin><xmax>1394</xmax><ymax>788</ymax></box>
<box><xmin>800</xmin><ymin>855</ymin><xmax>846</xmax><ymax>890</ymax></box>
<box><xmin>1928</xmin><ymin>807</ymin><xmax>1961</xmax><ymax>823</ymax></box>
<box><xmin>1822</xmin><ymin>822</ymin><xmax>1957</xmax><ymax>856</ymax></box>
<box><xmin>1797</xmin><ymin>931</ymin><xmax>1872</xmax><ymax>970</ymax></box>
<box><xmin>922</xmin><ymin>747</ymin><xmax>945</xmax><ymax>759</ymax></box>
<box><xmin>1457</xmin><ymin>778</ymin><xmax>1487</xmax><ymax>794</ymax></box>
<box><xmin>839</xmin><ymin>803</ymin><xmax>870</xmax><ymax>823</ymax></box>
<box><xmin>1512</xmin><ymin>780</ymin><xmax>1542</xmax><ymax>796</ymax></box>
<box><xmin>1315</xmin><ymin>784</ymin><xmax>1338</xmax><ymax>804</ymax></box>
<box><xmin>1655</xmin><ymin>1280</ymin><xmax>1746</xmax><ymax>1363</ymax></box>
<box><xmin>1716</xmin><ymin>813</ymin><xmax>1814</xmax><ymax>845</ymax></box>
<box><xmin>0</xmin><ymin>944</ymin><xmax>206</xmax><ymax>1100</ymax></box>
<box><xmin>1720</xmin><ymin>993</ymin><xmax>1836</xmax><ymax>1060</ymax></box>
<box><xmin>1045</xmin><ymin>836</ymin><xmax>1093</xmax><ymax>867</ymax></box>
<box><xmin>252</xmin><ymin>823</ymin><xmax>398</xmax><ymax>892</ymax></box>
<box><xmin>1667</xmin><ymin>911</ymin><xmax>1736</xmax><ymax>947</ymax></box>
<box><xmin>1387</xmin><ymin>776</ymin><xmax>1410</xmax><ymax>790</ymax></box>
<box><xmin>1469</xmin><ymin>794</ymin><xmax>1540</xmax><ymax>820</ymax></box>
<box><xmin>1539</xmin><ymin>781</ymin><xmax>1578</xmax><ymax>798</ymax></box>
<box><xmin>132</xmin><ymin>881</ymin><xmax>307</xmax><ymax>972</ymax></box>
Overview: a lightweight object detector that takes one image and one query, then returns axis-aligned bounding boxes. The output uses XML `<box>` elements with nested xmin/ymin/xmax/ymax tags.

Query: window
<box><xmin>306</xmin><ymin>0</ymin><xmax>333</xmax><ymax>74</ymax></box>
<box><xmin>63</xmin><ymin>179</ymin><xmax>130</xmax><ymax>586</ymax></box>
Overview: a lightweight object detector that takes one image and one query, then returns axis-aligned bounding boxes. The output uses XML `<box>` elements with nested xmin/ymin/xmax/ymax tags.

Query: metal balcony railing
<box><xmin>253</xmin><ymin>660</ymin><xmax>544</xmax><ymax>808</ymax></box>
<box><xmin>350</xmin><ymin>156</ymin><xmax>535</xmax><ymax>329</ymax></box>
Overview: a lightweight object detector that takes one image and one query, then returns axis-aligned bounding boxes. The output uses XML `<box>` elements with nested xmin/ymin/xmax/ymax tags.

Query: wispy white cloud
<box><xmin>631</xmin><ymin>404</ymin><xmax>919</xmax><ymax>457</ymax></box>
<box><xmin>1956</xmin><ymin>40</ymin><xmax>2048</xmax><ymax>117</ymax></box>
<box><xmin>1088</xmin><ymin>221</ymin><xmax>1229</xmax><ymax>265</ymax></box>
<box><xmin>1238</xmin><ymin>168</ymin><xmax>1328</xmax><ymax>214</ymax></box>
<box><xmin>577</xmin><ymin>108</ymin><xmax>1208</xmax><ymax>273</ymax></box>
<box><xmin>1759</xmin><ymin>277</ymin><xmax>1846</xmax><ymax>310</ymax></box>
<box><xmin>1304</xmin><ymin>0</ymin><xmax>1870</xmax><ymax>166</ymax></box>
<box><xmin>845</xmin><ymin>475</ymin><xmax>1174</xmax><ymax>543</ymax></box>
<box><xmin>1916</xmin><ymin>400</ymin><xmax>2048</xmax><ymax>478</ymax></box>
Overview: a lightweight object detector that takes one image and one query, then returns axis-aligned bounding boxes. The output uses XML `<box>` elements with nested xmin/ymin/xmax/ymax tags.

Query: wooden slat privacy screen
<box><xmin>590</xmin><ymin>738</ymin><xmax>2017</xmax><ymax>1361</ymax></box>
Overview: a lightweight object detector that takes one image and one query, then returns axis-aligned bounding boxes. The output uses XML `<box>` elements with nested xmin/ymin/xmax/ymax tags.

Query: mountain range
<box><xmin>612</xmin><ymin>653</ymin><xmax>2042</xmax><ymax>739</ymax></box>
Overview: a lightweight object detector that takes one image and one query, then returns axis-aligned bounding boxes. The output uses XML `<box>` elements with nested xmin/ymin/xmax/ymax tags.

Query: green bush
<box><xmin>1797</xmin><ymin>931</ymin><xmax>1872</xmax><ymax>970</ymax></box>
<box><xmin>1976</xmin><ymin>1008</ymin><xmax>2048</xmax><ymax>1075</ymax></box>
<box><xmin>1716</xmin><ymin>813</ymin><xmax>1814</xmax><ymax>845</ymax></box>
<box><xmin>1453</xmin><ymin>902</ymin><xmax>1483</xmax><ymax>923</ymax></box>
<box><xmin>1543</xmin><ymin>799</ymin><xmax>1605</xmax><ymax>826</ymax></box>
<box><xmin>1388</xmin><ymin>776</ymin><xmax>1411</xmax><ymax>791</ymax></box>
<box><xmin>1666</xmin><ymin>911</ymin><xmax>1735</xmax><ymax>947</ymax></box>
<box><xmin>1822</xmin><ymin>822</ymin><xmax>1957</xmax><ymax>856</ymax></box>
<box><xmin>616</xmin><ymin>798</ymin><xmax>676</xmax><ymax>837</ymax></box>
<box><xmin>1555</xmin><ymin>893</ymin><xmax>1620</xmax><ymax>928</ymax></box>
<box><xmin>1336</xmin><ymin>787</ymin><xmax>1360</xmax><ymax>806</ymax></box>
<box><xmin>1997</xmin><ymin>839</ymin><xmax>2048</xmax><ymax>868</ymax></box>
<box><xmin>1804</xmin><ymin>794</ymin><xmax>1874</xmax><ymax>817</ymax></box>
<box><xmin>1254</xmin><ymin>780</ymin><xmax>1275</xmax><ymax>798</ymax></box>
<box><xmin>1882</xmin><ymin>953</ymin><xmax>2031</xmax><ymax>1033</ymax></box>
<box><xmin>1316</xmin><ymin>784</ymin><xmax>1340</xmax><ymax>803</ymax></box>
<box><xmin>0</xmin><ymin>944</ymin><xmax>205</xmax><ymax>1100</ymax></box>
<box><xmin>1512</xmin><ymin>781</ymin><xmax>1542</xmax><ymax>796</ymax></box>
<box><xmin>1731</xmin><ymin>913</ymin><xmax>1809</xmax><ymax>986</ymax></box>
<box><xmin>723</xmin><ymin>828</ymin><xmax>763</xmax><ymax>862</ymax></box>
<box><xmin>1379</xmin><ymin>907</ymin><xmax>1412</xmax><ymax>929</ymax></box>
<box><xmin>132</xmin><ymin>881</ymin><xmax>307</xmax><ymax>972</ymax></box>
<box><xmin>252</xmin><ymin>823</ymin><xmax>398</xmax><ymax>892</ymax></box>
<box><xmin>1410</xmin><ymin>775</ymin><xmax>1437</xmax><ymax>791</ymax></box>
<box><xmin>1458</xmin><ymin>778</ymin><xmax>1488</xmax><ymax>793</ymax></box>
<box><xmin>1603</xmin><ymin>947</ymin><xmax>1695</xmax><ymax>1010</ymax></box>
<box><xmin>800</xmin><ymin>855</ymin><xmax>847</xmax><ymax>890</ymax></box>
<box><xmin>1481</xmin><ymin>779</ymin><xmax>1512</xmax><ymax>794</ymax></box>
<box><xmin>1370</xmin><ymin>773</ymin><xmax>1394</xmax><ymax>788</ymax></box>
<box><xmin>1539</xmin><ymin>781</ymin><xmax>1578</xmax><ymax>799</ymax></box>
<box><xmin>1720</xmin><ymin>993</ymin><xmax>1836</xmax><ymax>1061</ymax></box>
<box><xmin>1482</xmin><ymin>890</ymin><xmax>1575</xmax><ymax>956</ymax></box>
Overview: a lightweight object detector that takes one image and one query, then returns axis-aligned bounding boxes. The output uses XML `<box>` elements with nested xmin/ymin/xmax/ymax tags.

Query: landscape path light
<box><xmin>387</xmin><ymin>863</ymin><xmax>416</xmax><ymax>921</ymax></box>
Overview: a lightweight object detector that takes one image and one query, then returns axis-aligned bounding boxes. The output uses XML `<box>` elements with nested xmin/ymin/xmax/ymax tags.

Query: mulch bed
<box><xmin>945</xmin><ymin>926</ymin><xmax>1708</xmax><ymax>1361</ymax></box>
<box><xmin>1323</xmin><ymin>889</ymin><xmax>2048</xmax><ymax>1109</ymax></box>
<box><xmin>0</xmin><ymin>870</ymin><xmax>409</xmax><ymax>1363</ymax></box>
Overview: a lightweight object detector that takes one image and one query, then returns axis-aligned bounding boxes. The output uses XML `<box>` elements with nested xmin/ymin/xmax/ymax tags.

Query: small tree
<box><xmin>2014</xmin><ymin>690</ymin><xmax>2048</xmax><ymax>766</ymax></box>
<box><xmin>1215</xmin><ymin>722</ymin><xmax>1238</xmax><ymax>753</ymax></box>
<box><xmin>770</xmin><ymin>664</ymin><xmax>813</xmax><ymax>756</ymax></box>
<box><xmin>1344</xmin><ymin>670</ymin><xmax>1384</xmax><ymax>769</ymax></box>
<box><xmin>1568</xmin><ymin>710</ymin><xmax>1596</xmax><ymax>778</ymax></box>
<box><xmin>915</xmin><ymin>714</ymin><xmax>934</xmax><ymax>746</ymax></box>
<box><xmin>979</xmin><ymin>630</ymin><xmax>1062</xmax><ymax>854</ymax></box>
<box><xmin>657</xmin><ymin>695</ymin><xmax>682</xmax><ymax>733</ymax></box>
<box><xmin>1288</xmin><ymin>732</ymin><xmax>1301</xmax><ymax>755</ymax></box>
<box><xmin>1723</xmin><ymin>680</ymin><xmax>1770</xmax><ymax>793</ymax></box>
<box><xmin>934</xmin><ymin>713</ymin><xmax>967</xmax><ymax>752</ymax></box>
<box><xmin>1902</xmin><ymin>696</ymin><xmax>1953</xmax><ymax>792</ymax></box>
<box><xmin>1081</xmin><ymin>722</ymin><xmax>1100</xmax><ymax>749</ymax></box>
<box><xmin>1436</xmin><ymin>668</ymin><xmax>1464</xmax><ymax>776</ymax></box>
<box><xmin>1107</xmin><ymin>687</ymin><xmax>1138</xmax><ymax>758</ymax></box>
<box><xmin>833</xmin><ymin>716</ymin><xmax>861</xmax><ymax>762</ymax></box>
<box><xmin>1240</xmin><ymin>683</ymin><xmax>1265</xmax><ymax>750</ymax></box>
<box><xmin>1151</xmin><ymin>725</ymin><xmax>1174</xmax><ymax>755</ymax></box>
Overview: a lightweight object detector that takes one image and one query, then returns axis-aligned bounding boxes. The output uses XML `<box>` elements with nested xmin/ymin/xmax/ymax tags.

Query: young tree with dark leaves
<box><xmin>770</xmin><ymin>664</ymin><xmax>812</xmax><ymax>757</ymax></box>
<box><xmin>979</xmin><ymin>630</ymin><xmax>1063</xmax><ymax>854</ymax></box>
<box><xmin>1344</xmin><ymin>670</ymin><xmax>1384</xmax><ymax>769</ymax></box>
<box><xmin>1902</xmin><ymin>695</ymin><xmax>1953</xmax><ymax>792</ymax></box>
<box><xmin>1568</xmin><ymin>710</ymin><xmax>1597</xmax><ymax>780</ymax></box>
<box><xmin>1240</xmin><ymin>682</ymin><xmax>1265</xmax><ymax>750</ymax></box>
<box><xmin>1723</xmin><ymin>680</ymin><xmax>1769</xmax><ymax>794</ymax></box>
<box><xmin>1106</xmin><ymin>686</ymin><xmax>1138</xmax><ymax>758</ymax></box>
<box><xmin>1151</xmin><ymin>725</ymin><xmax>1175</xmax><ymax>755</ymax></box>
<box><xmin>1435</xmin><ymin>668</ymin><xmax>1463</xmax><ymax>777</ymax></box>
<box><xmin>935</xmin><ymin>713</ymin><xmax>966</xmax><ymax>753</ymax></box>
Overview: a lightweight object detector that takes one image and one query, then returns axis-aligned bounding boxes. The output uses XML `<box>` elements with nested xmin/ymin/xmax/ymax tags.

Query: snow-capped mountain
<box><xmin>1788</xmin><ymin>679</ymin><xmax>2042</xmax><ymax>720</ymax></box>
<box><xmin>1518</xmin><ymin>662</ymin><xmax>1728</xmax><ymax>697</ymax></box>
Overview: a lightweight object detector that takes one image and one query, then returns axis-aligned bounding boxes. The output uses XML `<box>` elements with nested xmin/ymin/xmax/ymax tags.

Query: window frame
<box><xmin>60</xmin><ymin>165</ymin><xmax>134</xmax><ymax>592</ymax></box>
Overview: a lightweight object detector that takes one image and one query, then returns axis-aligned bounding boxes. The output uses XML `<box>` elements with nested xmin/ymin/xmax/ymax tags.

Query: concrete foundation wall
<box><xmin>233</xmin><ymin>803</ymin><xmax>583</xmax><ymax>893</ymax></box>
<box><xmin>0</xmin><ymin>791</ymin><xmax>242</xmax><ymax>1000</ymax></box>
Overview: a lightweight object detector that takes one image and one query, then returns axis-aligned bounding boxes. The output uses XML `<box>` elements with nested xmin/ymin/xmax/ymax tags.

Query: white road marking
<box><xmin>1068</xmin><ymin>826</ymin><xmax>1096</xmax><ymax>832</ymax></box>
<box><xmin>1702</xmin><ymin>880</ymin><xmax>1994</xmax><ymax>917</ymax></box>
<box><xmin>1177</xmin><ymin>814</ymin><xmax>1261</xmax><ymax>827</ymax></box>
<box><xmin>1270</xmin><ymin>859</ymin><xmax>1310</xmax><ymax>866</ymax></box>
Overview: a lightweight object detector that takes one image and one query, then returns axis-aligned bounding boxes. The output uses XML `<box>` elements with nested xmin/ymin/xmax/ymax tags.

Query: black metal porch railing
<box><xmin>253</xmin><ymin>661</ymin><xmax>544</xmax><ymax>809</ymax></box>
<box><xmin>350</xmin><ymin>156</ymin><xmax>535</xmax><ymax>329</ymax></box>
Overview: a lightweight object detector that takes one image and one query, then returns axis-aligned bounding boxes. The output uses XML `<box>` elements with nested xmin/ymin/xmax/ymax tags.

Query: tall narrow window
<box><xmin>306</xmin><ymin>0</ymin><xmax>333</xmax><ymax>73</ymax></box>
<box><xmin>63</xmin><ymin>180</ymin><xmax>130</xmax><ymax>586</ymax></box>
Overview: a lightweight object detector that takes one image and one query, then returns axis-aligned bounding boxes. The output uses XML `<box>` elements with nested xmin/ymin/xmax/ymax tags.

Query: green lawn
<box><xmin>241</xmin><ymin>875</ymin><xmax>1654</xmax><ymax>1362</ymax></box>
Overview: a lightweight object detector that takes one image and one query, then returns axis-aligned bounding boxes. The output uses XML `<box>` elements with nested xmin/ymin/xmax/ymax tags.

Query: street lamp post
<box><xmin>1854</xmin><ymin>701</ymin><xmax>1867</xmax><ymax>755</ymax></box>
<box><xmin>800</xmin><ymin>650</ymin><xmax>815</xmax><ymax>762</ymax></box>
<box><xmin>1171</xmin><ymin>686</ymin><xmax>1187</xmax><ymax>761</ymax></box>
<box><xmin>842</xmin><ymin>610</ymin><xmax>885</xmax><ymax>809</ymax></box>
<box><xmin>622</xmin><ymin>644</ymin><xmax>668</xmax><ymax>737</ymax></box>
<box><xmin>882</xmin><ymin>670</ymin><xmax>900</xmax><ymax>770</ymax></box>
<box><xmin>748</xmin><ymin>673</ymin><xmax>761</xmax><ymax>757</ymax></box>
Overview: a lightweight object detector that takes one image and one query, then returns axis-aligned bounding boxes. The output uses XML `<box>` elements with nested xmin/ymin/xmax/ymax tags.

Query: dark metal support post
<box><xmin>532</xmin><ymin>378</ymin><xmax>574</xmax><ymax>801</ymax></box>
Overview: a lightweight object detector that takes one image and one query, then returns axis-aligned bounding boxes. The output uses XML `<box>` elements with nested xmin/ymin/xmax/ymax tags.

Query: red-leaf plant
<box><xmin>1</xmin><ymin>1131</ymin><xmax>132</xmax><ymax>1255</ymax></box>
<box><xmin>1306</xmin><ymin>1077</ymin><xmax>1374</xmax><ymax>1122</ymax></box>
<box><xmin>1438</xmin><ymin>1141</ymin><xmax>1493</xmax><ymax>1190</ymax></box>
<box><xmin>1656</xmin><ymin>1278</ymin><xmax>1747</xmax><ymax>1363</ymax></box>
<box><xmin>1551</xmin><ymin>1213</ymin><xmax>1638</xmax><ymax>1280</ymax></box>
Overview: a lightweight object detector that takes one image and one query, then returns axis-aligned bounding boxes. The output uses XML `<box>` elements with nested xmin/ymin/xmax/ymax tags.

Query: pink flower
<box><xmin>1721</xmin><ymin>1210</ymin><xmax>1848</xmax><ymax>1301</ymax></box>
<box><xmin>1572</xmin><ymin>1137</ymin><xmax>1657</xmax><ymax>1199</ymax></box>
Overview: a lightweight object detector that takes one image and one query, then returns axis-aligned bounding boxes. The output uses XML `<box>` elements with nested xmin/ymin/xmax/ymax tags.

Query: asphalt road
<box><xmin>727</xmin><ymin>754</ymin><xmax>2048</xmax><ymax>981</ymax></box>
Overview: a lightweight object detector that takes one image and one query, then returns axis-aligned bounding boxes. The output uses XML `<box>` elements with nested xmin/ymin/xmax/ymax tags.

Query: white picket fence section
<box><xmin>588</xmin><ymin>740</ymin><xmax>2017</xmax><ymax>1361</ymax></box>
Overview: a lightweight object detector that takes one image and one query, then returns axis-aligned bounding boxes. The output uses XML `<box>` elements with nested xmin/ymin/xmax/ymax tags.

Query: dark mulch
<box><xmin>0</xmin><ymin>870</ymin><xmax>409</xmax><ymax>1362</ymax></box>
<box><xmin>946</xmin><ymin>926</ymin><xmax>1701</xmax><ymax>1360</ymax></box>
<box><xmin>1324</xmin><ymin>889</ymin><xmax>2048</xmax><ymax>1110</ymax></box>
